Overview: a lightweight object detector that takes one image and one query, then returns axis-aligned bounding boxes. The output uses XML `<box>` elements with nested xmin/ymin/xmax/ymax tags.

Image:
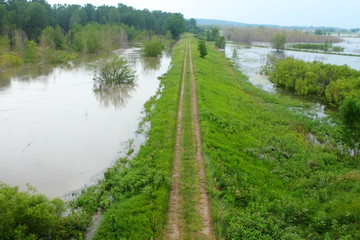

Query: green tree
<box><xmin>40</xmin><ymin>26</ymin><xmax>66</xmax><ymax>50</ymax></box>
<box><xmin>24</xmin><ymin>40</ymin><xmax>38</xmax><ymax>63</ymax></box>
<box><xmin>186</xmin><ymin>18</ymin><xmax>199</xmax><ymax>33</ymax></box>
<box><xmin>198</xmin><ymin>40</ymin><xmax>207</xmax><ymax>58</ymax></box>
<box><xmin>215</xmin><ymin>35</ymin><xmax>225</xmax><ymax>49</ymax></box>
<box><xmin>207</xmin><ymin>28</ymin><xmax>220</xmax><ymax>41</ymax></box>
<box><xmin>142</xmin><ymin>40</ymin><xmax>163</xmax><ymax>57</ymax></box>
<box><xmin>24</xmin><ymin>1</ymin><xmax>50</xmax><ymax>40</ymax></box>
<box><xmin>231</xmin><ymin>48</ymin><xmax>239</xmax><ymax>64</ymax></box>
<box><xmin>271</xmin><ymin>33</ymin><xmax>287</xmax><ymax>52</ymax></box>
<box><xmin>339</xmin><ymin>96</ymin><xmax>360</xmax><ymax>154</ymax></box>
<box><xmin>164</xmin><ymin>13</ymin><xmax>185</xmax><ymax>39</ymax></box>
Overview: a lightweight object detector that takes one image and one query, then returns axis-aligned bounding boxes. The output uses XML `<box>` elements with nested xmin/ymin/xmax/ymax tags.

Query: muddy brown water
<box><xmin>0</xmin><ymin>44</ymin><xmax>171</xmax><ymax>198</ymax></box>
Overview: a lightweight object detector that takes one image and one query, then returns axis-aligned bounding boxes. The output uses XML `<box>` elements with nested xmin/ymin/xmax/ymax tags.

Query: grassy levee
<box><xmin>191</xmin><ymin>38</ymin><xmax>360</xmax><ymax>239</ymax></box>
<box><xmin>73</xmin><ymin>38</ymin><xmax>187</xmax><ymax>239</ymax></box>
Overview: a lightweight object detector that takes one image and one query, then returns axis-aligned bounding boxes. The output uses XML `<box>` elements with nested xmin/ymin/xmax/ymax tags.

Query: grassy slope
<box><xmin>191</xmin><ymin>39</ymin><xmax>360</xmax><ymax>239</ymax></box>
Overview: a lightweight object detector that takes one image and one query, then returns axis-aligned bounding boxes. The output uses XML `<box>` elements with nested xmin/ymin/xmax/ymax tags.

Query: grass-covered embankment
<box><xmin>72</xmin><ymin>38</ymin><xmax>188</xmax><ymax>239</ymax></box>
<box><xmin>191</xmin><ymin>38</ymin><xmax>360</xmax><ymax>239</ymax></box>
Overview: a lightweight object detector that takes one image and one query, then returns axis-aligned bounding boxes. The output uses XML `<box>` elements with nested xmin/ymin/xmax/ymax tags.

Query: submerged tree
<box><xmin>93</xmin><ymin>55</ymin><xmax>136</xmax><ymax>91</ymax></box>
<box><xmin>231</xmin><ymin>48</ymin><xmax>239</xmax><ymax>66</ymax></box>
<box><xmin>142</xmin><ymin>40</ymin><xmax>163</xmax><ymax>57</ymax></box>
<box><xmin>198</xmin><ymin>40</ymin><xmax>207</xmax><ymax>58</ymax></box>
<box><xmin>271</xmin><ymin>33</ymin><xmax>287</xmax><ymax>52</ymax></box>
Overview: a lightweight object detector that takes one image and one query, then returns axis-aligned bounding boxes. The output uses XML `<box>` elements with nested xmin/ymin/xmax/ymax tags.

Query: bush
<box><xmin>198</xmin><ymin>40</ymin><xmax>207</xmax><ymax>58</ymax></box>
<box><xmin>0</xmin><ymin>183</ymin><xmax>89</xmax><ymax>240</ymax></box>
<box><xmin>44</xmin><ymin>49</ymin><xmax>77</xmax><ymax>64</ymax></box>
<box><xmin>0</xmin><ymin>52</ymin><xmax>23</xmax><ymax>66</ymax></box>
<box><xmin>339</xmin><ymin>96</ymin><xmax>360</xmax><ymax>153</ymax></box>
<box><xmin>271</xmin><ymin>33</ymin><xmax>287</xmax><ymax>51</ymax></box>
<box><xmin>142</xmin><ymin>40</ymin><xmax>163</xmax><ymax>57</ymax></box>
<box><xmin>93</xmin><ymin>55</ymin><xmax>136</xmax><ymax>91</ymax></box>
<box><xmin>24</xmin><ymin>40</ymin><xmax>38</xmax><ymax>63</ymax></box>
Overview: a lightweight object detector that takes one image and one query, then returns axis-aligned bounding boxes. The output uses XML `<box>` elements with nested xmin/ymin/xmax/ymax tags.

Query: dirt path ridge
<box><xmin>163</xmin><ymin>44</ymin><xmax>187</xmax><ymax>239</ymax></box>
<box><xmin>163</xmin><ymin>37</ymin><xmax>215</xmax><ymax>239</ymax></box>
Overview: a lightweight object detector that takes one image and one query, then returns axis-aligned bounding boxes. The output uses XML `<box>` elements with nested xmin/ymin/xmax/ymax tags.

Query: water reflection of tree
<box><xmin>141</xmin><ymin>56</ymin><xmax>161</xmax><ymax>74</ymax></box>
<box><xmin>0</xmin><ymin>63</ymin><xmax>55</xmax><ymax>88</ymax></box>
<box><xmin>95</xmin><ymin>83</ymin><xmax>136</xmax><ymax>109</ymax></box>
<box><xmin>0</xmin><ymin>71</ymin><xmax>12</xmax><ymax>89</ymax></box>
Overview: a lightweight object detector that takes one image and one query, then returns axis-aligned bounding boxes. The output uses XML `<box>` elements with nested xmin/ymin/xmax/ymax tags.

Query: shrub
<box><xmin>0</xmin><ymin>52</ymin><xmax>23</xmax><ymax>66</ymax></box>
<box><xmin>93</xmin><ymin>55</ymin><xmax>136</xmax><ymax>91</ymax></box>
<box><xmin>271</xmin><ymin>33</ymin><xmax>287</xmax><ymax>51</ymax></box>
<box><xmin>24</xmin><ymin>40</ymin><xmax>38</xmax><ymax>63</ymax></box>
<box><xmin>0</xmin><ymin>183</ymin><xmax>89</xmax><ymax>240</ymax></box>
<box><xmin>142</xmin><ymin>40</ymin><xmax>163</xmax><ymax>57</ymax></box>
<box><xmin>44</xmin><ymin>49</ymin><xmax>77</xmax><ymax>64</ymax></box>
<box><xmin>339</xmin><ymin>96</ymin><xmax>360</xmax><ymax>153</ymax></box>
<box><xmin>198</xmin><ymin>40</ymin><xmax>207</xmax><ymax>58</ymax></box>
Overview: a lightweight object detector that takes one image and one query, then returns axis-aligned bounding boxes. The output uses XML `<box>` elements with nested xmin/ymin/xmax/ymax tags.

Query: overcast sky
<box><xmin>46</xmin><ymin>0</ymin><xmax>359</xmax><ymax>29</ymax></box>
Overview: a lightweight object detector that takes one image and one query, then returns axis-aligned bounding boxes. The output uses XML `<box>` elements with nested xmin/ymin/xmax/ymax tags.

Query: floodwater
<box><xmin>225</xmin><ymin>38</ymin><xmax>360</xmax><ymax>93</ymax></box>
<box><xmin>0</xmin><ymin>44</ymin><xmax>171</xmax><ymax>197</ymax></box>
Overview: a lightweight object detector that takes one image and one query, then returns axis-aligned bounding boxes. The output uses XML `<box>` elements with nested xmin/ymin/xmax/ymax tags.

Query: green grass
<box><xmin>191</xmin><ymin>38</ymin><xmax>360</xmax><ymax>239</ymax></box>
<box><xmin>71</xmin><ymin>35</ymin><xmax>360</xmax><ymax>239</ymax></box>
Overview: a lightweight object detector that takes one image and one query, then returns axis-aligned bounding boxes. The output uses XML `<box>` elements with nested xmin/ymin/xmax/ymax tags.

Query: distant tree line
<box><xmin>0</xmin><ymin>0</ymin><xmax>198</xmax><ymax>43</ymax></box>
<box><xmin>0</xmin><ymin>0</ymin><xmax>200</xmax><ymax>65</ymax></box>
<box><xmin>224</xmin><ymin>27</ymin><xmax>341</xmax><ymax>44</ymax></box>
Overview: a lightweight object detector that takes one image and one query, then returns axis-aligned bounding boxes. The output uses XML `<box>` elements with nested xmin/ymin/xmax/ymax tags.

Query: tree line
<box><xmin>0</xmin><ymin>0</ymin><xmax>199</xmax><ymax>65</ymax></box>
<box><xmin>0</xmin><ymin>0</ymin><xmax>198</xmax><ymax>41</ymax></box>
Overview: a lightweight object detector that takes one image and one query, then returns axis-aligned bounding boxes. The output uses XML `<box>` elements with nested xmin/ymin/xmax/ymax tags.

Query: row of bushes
<box><xmin>291</xmin><ymin>42</ymin><xmax>344</xmax><ymax>52</ymax></box>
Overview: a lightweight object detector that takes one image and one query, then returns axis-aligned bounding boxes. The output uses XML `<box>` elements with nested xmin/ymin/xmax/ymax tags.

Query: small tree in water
<box><xmin>93</xmin><ymin>55</ymin><xmax>136</xmax><ymax>91</ymax></box>
<box><xmin>271</xmin><ymin>33</ymin><xmax>287</xmax><ymax>52</ymax></box>
<box><xmin>142</xmin><ymin>40</ymin><xmax>164</xmax><ymax>57</ymax></box>
<box><xmin>231</xmin><ymin>48</ymin><xmax>239</xmax><ymax>66</ymax></box>
<box><xmin>198</xmin><ymin>40</ymin><xmax>207</xmax><ymax>58</ymax></box>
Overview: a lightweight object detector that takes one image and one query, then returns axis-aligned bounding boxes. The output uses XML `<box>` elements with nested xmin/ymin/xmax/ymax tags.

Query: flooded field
<box><xmin>225</xmin><ymin>38</ymin><xmax>360</xmax><ymax>92</ymax></box>
<box><xmin>0</xmin><ymin>45</ymin><xmax>171</xmax><ymax>197</ymax></box>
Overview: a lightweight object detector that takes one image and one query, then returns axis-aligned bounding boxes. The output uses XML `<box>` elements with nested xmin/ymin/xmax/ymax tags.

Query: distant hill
<box><xmin>195</xmin><ymin>18</ymin><xmax>281</xmax><ymax>28</ymax></box>
<box><xmin>195</xmin><ymin>19</ymin><xmax>248</xmax><ymax>27</ymax></box>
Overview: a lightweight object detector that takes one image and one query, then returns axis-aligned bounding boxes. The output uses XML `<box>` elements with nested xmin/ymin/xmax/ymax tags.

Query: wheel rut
<box><xmin>163</xmin><ymin>37</ymin><xmax>214</xmax><ymax>239</ymax></box>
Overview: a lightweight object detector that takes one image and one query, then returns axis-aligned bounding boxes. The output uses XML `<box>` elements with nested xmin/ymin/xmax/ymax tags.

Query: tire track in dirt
<box><xmin>163</xmin><ymin>42</ymin><xmax>188</xmax><ymax>239</ymax></box>
<box><xmin>164</xmin><ymin>37</ymin><xmax>215</xmax><ymax>239</ymax></box>
<box><xmin>189</xmin><ymin>41</ymin><xmax>215</xmax><ymax>239</ymax></box>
